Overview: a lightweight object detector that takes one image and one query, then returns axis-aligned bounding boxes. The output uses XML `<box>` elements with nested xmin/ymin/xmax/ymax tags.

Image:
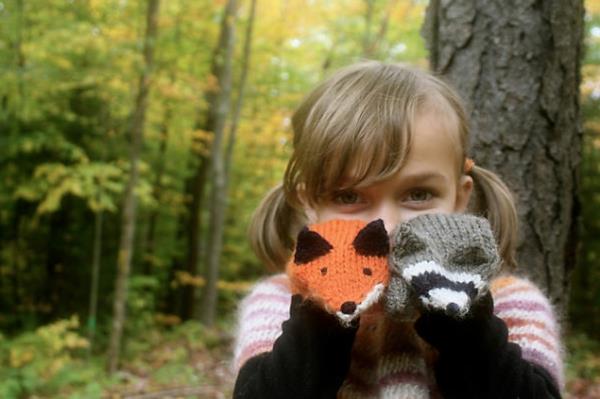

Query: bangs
<box><xmin>284</xmin><ymin>62</ymin><xmax>465</xmax><ymax>208</ymax></box>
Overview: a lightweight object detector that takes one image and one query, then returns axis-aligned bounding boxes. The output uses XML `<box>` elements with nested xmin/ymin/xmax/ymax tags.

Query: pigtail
<box><xmin>469</xmin><ymin>165</ymin><xmax>519</xmax><ymax>270</ymax></box>
<box><xmin>248</xmin><ymin>184</ymin><xmax>306</xmax><ymax>271</ymax></box>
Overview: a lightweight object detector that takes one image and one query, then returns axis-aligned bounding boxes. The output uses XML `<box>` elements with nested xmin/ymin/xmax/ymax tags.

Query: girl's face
<box><xmin>310</xmin><ymin>111</ymin><xmax>473</xmax><ymax>233</ymax></box>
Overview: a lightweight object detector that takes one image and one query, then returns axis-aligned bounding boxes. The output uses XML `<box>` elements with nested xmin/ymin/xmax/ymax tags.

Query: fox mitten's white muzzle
<box><xmin>385</xmin><ymin>213</ymin><xmax>501</xmax><ymax>318</ymax></box>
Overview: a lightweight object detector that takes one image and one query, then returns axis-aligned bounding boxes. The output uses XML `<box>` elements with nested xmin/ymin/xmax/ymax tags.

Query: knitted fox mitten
<box><xmin>286</xmin><ymin>219</ymin><xmax>390</xmax><ymax>326</ymax></box>
<box><xmin>386</xmin><ymin>213</ymin><xmax>500</xmax><ymax>318</ymax></box>
<box><xmin>234</xmin><ymin>219</ymin><xmax>390</xmax><ymax>399</ymax></box>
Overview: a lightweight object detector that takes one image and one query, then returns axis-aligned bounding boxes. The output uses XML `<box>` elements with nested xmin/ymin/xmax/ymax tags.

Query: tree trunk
<box><xmin>423</xmin><ymin>0</ymin><xmax>583</xmax><ymax>321</ymax></box>
<box><xmin>362</xmin><ymin>0</ymin><xmax>376</xmax><ymax>58</ymax></box>
<box><xmin>363</xmin><ymin>0</ymin><xmax>401</xmax><ymax>59</ymax></box>
<box><xmin>107</xmin><ymin>0</ymin><xmax>160</xmax><ymax>374</ymax></box>
<box><xmin>14</xmin><ymin>0</ymin><xmax>25</xmax><ymax>126</ymax></box>
<box><xmin>224</xmin><ymin>0</ymin><xmax>256</xmax><ymax>179</ymax></box>
<box><xmin>87</xmin><ymin>210</ymin><xmax>103</xmax><ymax>353</ymax></box>
<box><xmin>198</xmin><ymin>0</ymin><xmax>239</xmax><ymax>326</ymax></box>
<box><xmin>180</xmin><ymin>156</ymin><xmax>208</xmax><ymax>320</ymax></box>
<box><xmin>143</xmin><ymin>105</ymin><xmax>171</xmax><ymax>275</ymax></box>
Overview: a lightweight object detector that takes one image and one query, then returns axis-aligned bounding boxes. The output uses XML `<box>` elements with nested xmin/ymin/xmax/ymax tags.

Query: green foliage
<box><xmin>566</xmin><ymin>332</ymin><xmax>600</xmax><ymax>381</ymax></box>
<box><xmin>569</xmin><ymin>2</ymin><xmax>600</xmax><ymax>339</ymax></box>
<box><xmin>0</xmin><ymin>316</ymin><xmax>103</xmax><ymax>398</ymax></box>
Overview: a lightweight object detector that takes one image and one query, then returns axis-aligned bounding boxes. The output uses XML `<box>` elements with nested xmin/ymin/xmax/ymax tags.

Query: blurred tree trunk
<box><xmin>362</xmin><ymin>0</ymin><xmax>376</xmax><ymax>57</ymax></box>
<box><xmin>198</xmin><ymin>0</ymin><xmax>239</xmax><ymax>326</ymax></box>
<box><xmin>363</xmin><ymin>0</ymin><xmax>400</xmax><ymax>59</ymax></box>
<box><xmin>143</xmin><ymin>105</ymin><xmax>171</xmax><ymax>275</ymax></box>
<box><xmin>107</xmin><ymin>0</ymin><xmax>160</xmax><ymax>374</ymax></box>
<box><xmin>423</xmin><ymin>0</ymin><xmax>583</xmax><ymax>321</ymax></box>
<box><xmin>87</xmin><ymin>210</ymin><xmax>103</xmax><ymax>352</ymax></box>
<box><xmin>224</xmin><ymin>0</ymin><xmax>256</xmax><ymax>180</ymax></box>
<box><xmin>196</xmin><ymin>0</ymin><xmax>256</xmax><ymax>323</ymax></box>
<box><xmin>14</xmin><ymin>0</ymin><xmax>25</xmax><ymax>126</ymax></box>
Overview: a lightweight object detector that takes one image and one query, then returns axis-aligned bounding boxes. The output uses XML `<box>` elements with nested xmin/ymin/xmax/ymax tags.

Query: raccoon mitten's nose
<box><xmin>341</xmin><ymin>301</ymin><xmax>357</xmax><ymax>315</ymax></box>
<box><xmin>446</xmin><ymin>302</ymin><xmax>460</xmax><ymax>316</ymax></box>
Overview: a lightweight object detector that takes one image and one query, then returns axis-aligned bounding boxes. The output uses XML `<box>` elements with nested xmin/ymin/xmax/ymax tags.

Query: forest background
<box><xmin>0</xmin><ymin>0</ymin><xmax>599</xmax><ymax>398</ymax></box>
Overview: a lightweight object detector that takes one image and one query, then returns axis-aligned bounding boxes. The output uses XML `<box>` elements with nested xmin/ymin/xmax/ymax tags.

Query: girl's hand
<box><xmin>385</xmin><ymin>213</ymin><xmax>501</xmax><ymax>318</ymax></box>
<box><xmin>233</xmin><ymin>294</ymin><xmax>358</xmax><ymax>399</ymax></box>
<box><xmin>386</xmin><ymin>213</ymin><xmax>561</xmax><ymax>398</ymax></box>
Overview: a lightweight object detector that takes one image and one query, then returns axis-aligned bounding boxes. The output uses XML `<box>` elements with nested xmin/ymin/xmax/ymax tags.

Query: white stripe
<box><xmin>495</xmin><ymin>308</ymin><xmax>557</xmax><ymax>332</ymax></box>
<box><xmin>240</xmin><ymin>300</ymin><xmax>290</xmax><ymax>321</ymax></box>
<box><xmin>378</xmin><ymin>354</ymin><xmax>426</xmax><ymax>377</ymax></box>
<box><xmin>247</xmin><ymin>281</ymin><xmax>291</xmax><ymax>298</ymax></box>
<box><xmin>235</xmin><ymin>328</ymin><xmax>282</xmax><ymax>357</ymax></box>
<box><xmin>380</xmin><ymin>383</ymin><xmax>429</xmax><ymax>399</ymax></box>
<box><xmin>513</xmin><ymin>337</ymin><xmax>561</xmax><ymax>365</ymax></box>
<box><xmin>421</xmin><ymin>288</ymin><xmax>470</xmax><ymax>315</ymax></box>
<box><xmin>401</xmin><ymin>261</ymin><xmax>485</xmax><ymax>290</ymax></box>
<box><xmin>507</xmin><ymin>325</ymin><xmax>558</xmax><ymax>347</ymax></box>
<box><xmin>239</xmin><ymin>310</ymin><xmax>287</xmax><ymax>331</ymax></box>
<box><xmin>494</xmin><ymin>290</ymin><xmax>552</xmax><ymax>311</ymax></box>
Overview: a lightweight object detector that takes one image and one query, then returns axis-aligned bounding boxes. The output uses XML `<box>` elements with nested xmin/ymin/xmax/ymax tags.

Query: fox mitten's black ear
<box><xmin>387</xmin><ymin>213</ymin><xmax>501</xmax><ymax>318</ymax></box>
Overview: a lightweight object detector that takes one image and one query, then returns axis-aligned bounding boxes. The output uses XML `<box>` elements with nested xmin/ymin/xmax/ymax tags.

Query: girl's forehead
<box><xmin>329</xmin><ymin>112</ymin><xmax>461</xmax><ymax>187</ymax></box>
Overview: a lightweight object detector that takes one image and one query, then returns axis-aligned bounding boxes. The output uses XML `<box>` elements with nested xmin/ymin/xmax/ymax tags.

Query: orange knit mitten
<box><xmin>286</xmin><ymin>219</ymin><xmax>390</xmax><ymax>326</ymax></box>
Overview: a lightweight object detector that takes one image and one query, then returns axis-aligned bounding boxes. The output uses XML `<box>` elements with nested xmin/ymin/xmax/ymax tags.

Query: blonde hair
<box><xmin>249</xmin><ymin>61</ymin><xmax>518</xmax><ymax>271</ymax></box>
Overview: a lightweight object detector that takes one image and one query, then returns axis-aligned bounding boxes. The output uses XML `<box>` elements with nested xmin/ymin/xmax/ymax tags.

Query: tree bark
<box><xmin>423</xmin><ymin>0</ymin><xmax>583</xmax><ymax>321</ymax></box>
<box><xmin>224</xmin><ymin>0</ymin><xmax>256</xmax><ymax>179</ymax></box>
<box><xmin>198</xmin><ymin>0</ymin><xmax>239</xmax><ymax>326</ymax></box>
<box><xmin>362</xmin><ymin>0</ymin><xmax>376</xmax><ymax>58</ymax></box>
<box><xmin>143</xmin><ymin>105</ymin><xmax>171</xmax><ymax>275</ymax></box>
<box><xmin>87</xmin><ymin>210</ymin><xmax>103</xmax><ymax>352</ymax></box>
<box><xmin>107</xmin><ymin>0</ymin><xmax>160</xmax><ymax>374</ymax></box>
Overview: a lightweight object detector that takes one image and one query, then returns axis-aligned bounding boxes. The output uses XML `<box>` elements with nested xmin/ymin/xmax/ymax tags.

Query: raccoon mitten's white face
<box><xmin>388</xmin><ymin>213</ymin><xmax>501</xmax><ymax>318</ymax></box>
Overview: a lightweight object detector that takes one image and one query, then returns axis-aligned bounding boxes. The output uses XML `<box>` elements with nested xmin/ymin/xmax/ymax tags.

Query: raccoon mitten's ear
<box><xmin>294</xmin><ymin>227</ymin><xmax>333</xmax><ymax>265</ymax></box>
<box><xmin>443</xmin><ymin>216</ymin><xmax>501</xmax><ymax>280</ymax></box>
<box><xmin>390</xmin><ymin>224</ymin><xmax>428</xmax><ymax>267</ymax></box>
<box><xmin>352</xmin><ymin>219</ymin><xmax>389</xmax><ymax>257</ymax></box>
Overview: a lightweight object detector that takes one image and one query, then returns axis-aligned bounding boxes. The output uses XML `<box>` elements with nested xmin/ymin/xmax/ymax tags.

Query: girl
<box><xmin>232</xmin><ymin>62</ymin><xmax>563</xmax><ymax>398</ymax></box>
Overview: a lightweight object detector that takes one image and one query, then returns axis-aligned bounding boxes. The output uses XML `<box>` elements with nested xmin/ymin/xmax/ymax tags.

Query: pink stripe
<box><xmin>244</xmin><ymin>292</ymin><xmax>291</xmax><ymax>308</ymax></box>
<box><xmin>495</xmin><ymin>299</ymin><xmax>551</xmax><ymax>314</ymax></box>
<box><xmin>242</xmin><ymin>307</ymin><xmax>289</xmax><ymax>325</ymax></box>
<box><xmin>495</xmin><ymin>285</ymin><xmax>532</xmax><ymax>297</ymax></box>
<box><xmin>521</xmin><ymin>347</ymin><xmax>563</xmax><ymax>387</ymax></box>
<box><xmin>502</xmin><ymin>316</ymin><xmax>559</xmax><ymax>340</ymax></box>
<box><xmin>236</xmin><ymin>339</ymin><xmax>275</xmax><ymax>369</ymax></box>
<box><xmin>268</xmin><ymin>274</ymin><xmax>291</xmax><ymax>289</ymax></box>
<box><xmin>243</xmin><ymin>323</ymin><xmax>283</xmax><ymax>339</ymax></box>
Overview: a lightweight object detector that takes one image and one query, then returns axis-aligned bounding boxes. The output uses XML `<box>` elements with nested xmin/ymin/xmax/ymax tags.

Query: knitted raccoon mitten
<box><xmin>386</xmin><ymin>213</ymin><xmax>501</xmax><ymax>318</ymax></box>
<box><xmin>286</xmin><ymin>219</ymin><xmax>390</xmax><ymax>326</ymax></box>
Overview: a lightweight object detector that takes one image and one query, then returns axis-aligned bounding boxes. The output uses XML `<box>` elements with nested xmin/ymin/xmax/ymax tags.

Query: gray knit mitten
<box><xmin>386</xmin><ymin>213</ymin><xmax>501</xmax><ymax>318</ymax></box>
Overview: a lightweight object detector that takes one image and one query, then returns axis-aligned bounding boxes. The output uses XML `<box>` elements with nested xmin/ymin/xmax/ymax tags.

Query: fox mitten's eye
<box><xmin>388</xmin><ymin>213</ymin><xmax>500</xmax><ymax>318</ymax></box>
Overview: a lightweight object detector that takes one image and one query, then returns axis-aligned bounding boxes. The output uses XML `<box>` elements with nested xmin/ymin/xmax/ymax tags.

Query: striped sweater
<box><xmin>233</xmin><ymin>273</ymin><xmax>563</xmax><ymax>398</ymax></box>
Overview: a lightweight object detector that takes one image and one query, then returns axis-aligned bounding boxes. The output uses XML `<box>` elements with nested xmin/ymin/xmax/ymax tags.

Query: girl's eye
<box><xmin>333</xmin><ymin>190</ymin><xmax>362</xmax><ymax>205</ymax></box>
<box><xmin>406</xmin><ymin>189</ymin><xmax>433</xmax><ymax>202</ymax></box>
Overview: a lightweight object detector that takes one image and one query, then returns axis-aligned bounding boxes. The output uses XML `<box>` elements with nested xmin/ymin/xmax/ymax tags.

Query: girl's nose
<box><xmin>375</xmin><ymin>201</ymin><xmax>400</xmax><ymax>233</ymax></box>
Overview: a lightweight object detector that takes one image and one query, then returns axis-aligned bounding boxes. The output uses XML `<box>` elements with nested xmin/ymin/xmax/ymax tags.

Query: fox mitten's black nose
<box><xmin>386</xmin><ymin>213</ymin><xmax>500</xmax><ymax>318</ymax></box>
<box><xmin>341</xmin><ymin>301</ymin><xmax>357</xmax><ymax>315</ymax></box>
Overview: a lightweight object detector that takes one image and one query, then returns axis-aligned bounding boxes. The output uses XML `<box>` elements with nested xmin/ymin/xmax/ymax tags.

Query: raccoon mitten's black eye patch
<box><xmin>352</xmin><ymin>219</ymin><xmax>389</xmax><ymax>257</ymax></box>
<box><xmin>294</xmin><ymin>227</ymin><xmax>333</xmax><ymax>264</ymax></box>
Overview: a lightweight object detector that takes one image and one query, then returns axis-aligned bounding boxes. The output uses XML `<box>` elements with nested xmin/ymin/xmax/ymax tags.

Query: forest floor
<box><xmin>102</xmin><ymin>324</ymin><xmax>600</xmax><ymax>399</ymax></box>
<box><xmin>10</xmin><ymin>317</ymin><xmax>594</xmax><ymax>398</ymax></box>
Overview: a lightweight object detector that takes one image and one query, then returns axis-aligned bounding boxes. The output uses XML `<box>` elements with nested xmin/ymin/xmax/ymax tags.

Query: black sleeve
<box><xmin>414</xmin><ymin>293</ymin><xmax>562</xmax><ymax>399</ymax></box>
<box><xmin>233</xmin><ymin>295</ymin><xmax>358</xmax><ymax>399</ymax></box>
